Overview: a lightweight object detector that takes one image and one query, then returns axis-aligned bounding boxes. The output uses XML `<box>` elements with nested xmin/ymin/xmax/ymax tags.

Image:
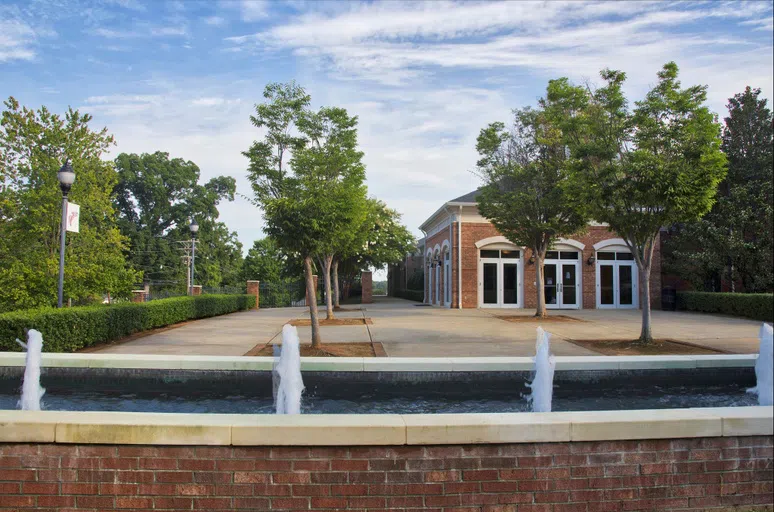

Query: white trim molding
<box><xmin>475</xmin><ymin>236</ymin><xmax>519</xmax><ymax>249</ymax></box>
<box><xmin>556</xmin><ymin>238</ymin><xmax>585</xmax><ymax>251</ymax></box>
<box><xmin>593</xmin><ymin>238</ymin><xmax>629</xmax><ymax>251</ymax></box>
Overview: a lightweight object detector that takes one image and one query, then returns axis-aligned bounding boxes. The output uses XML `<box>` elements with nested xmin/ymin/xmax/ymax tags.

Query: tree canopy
<box><xmin>476</xmin><ymin>106</ymin><xmax>589</xmax><ymax>316</ymax></box>
<box><xmin>666</xmin><ymin>87</ymin><xmax>773</xmax><ymax>293</ymax></box>
<box><xmin>548</xmin><ymin>62</ymin><xmax>727</xmax><ymax>341</ymax></box>
<box><xmin>0</xmin><ymin>97</ymin><xmax>138</xmax><ymax>311</ymax></box>
<box><xmin>113</xmin><ymin>151</ymin><xmax>242</xmax><ymax>291</ymax></box>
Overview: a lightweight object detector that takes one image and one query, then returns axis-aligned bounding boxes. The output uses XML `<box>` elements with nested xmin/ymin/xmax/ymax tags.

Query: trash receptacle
<box><xmin>661</xmin><ymin>287</ymin><xmax>677</xmax><ymax>311</ymax></box>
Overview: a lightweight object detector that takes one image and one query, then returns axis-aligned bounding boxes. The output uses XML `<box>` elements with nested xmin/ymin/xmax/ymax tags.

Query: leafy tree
<box><xmin>666</xmin><ymin>87</ymin><xmax>773</xmax><ymax>292</ymax></box>
<box><xmin>334</xmin><ymin>198</ymin><xmax>415</xmax><ymax>307</ymax></box>
<box><xmin>0</xmin><ymin>97</ymin><xmax>139</xmax><ymax>311</ymax></box>
<box><xmin>113</xmin><ymin>151</ymin><xmax>242</xmax><ymax>291</ymax></box>
<box><xmin>245</xmin><ymin>82</ymin><xmax>327</xmax><ymax>347</ymax></box>
<box><xmin>294</xmin><ymin>107</ymin><xmax>368</xmax><ymax>319</ymax></box>
<box><xmin>243</xmin><ymin>237</ymin><xmax>291</xmax><ymax>283</ymax></box>
<box><xmin>476</xmin><ymin>106</ymin><xmax>588</xmax><ymax>317</ymax></box>
<box><xmin>549</xmin><ymin>63</ymin><xmax>727</xmax><ymax>342</ymax></box>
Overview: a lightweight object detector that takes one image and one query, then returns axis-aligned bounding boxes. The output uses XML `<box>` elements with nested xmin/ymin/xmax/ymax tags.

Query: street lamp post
<box><xmin>189</xmin><ymin>219</ymin><xmax>199</xmax><ymax>294</ymax></box>
<box><xmin>57</xmin><ymin>160</ymin><xmax>75</xmax><ymax>308</ymax></box>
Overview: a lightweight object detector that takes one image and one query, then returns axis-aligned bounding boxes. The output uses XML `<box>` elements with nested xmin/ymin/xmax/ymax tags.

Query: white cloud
<box><xmin>0</xmin><ymin>19</ymin><xmax>38</xmax><ymax>62</ymax></box>
<box><xmin>92</xmin><ymin>25</ymin><xmax>187</xmax><ymax>39</ymax></box>
<box><xmin>233</xmin><ymin>0</ymin><xmax>269</xmax><ymax>22</ymax></box>
<box><xmin>203</xmin><ymin>16</ymin><xmax>226</xmax><ymax>26</ymax></box>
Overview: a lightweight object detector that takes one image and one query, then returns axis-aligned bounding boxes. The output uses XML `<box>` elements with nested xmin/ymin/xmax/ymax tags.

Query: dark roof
<box><xmin>449</xmin><ymin>188</ymin><xmax>482</xmax><ymax>203</ymax></box>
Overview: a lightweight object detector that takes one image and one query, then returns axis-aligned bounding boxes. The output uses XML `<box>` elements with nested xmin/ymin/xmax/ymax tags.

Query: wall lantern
<box><xmin>528</xmin><ymin>255</ymin><xmax>535</xmax><ymax>265</ymax></box>
<box><xmin>587</xmin><ymin>255</ymin><xmax>596</xmax><ymax>266</ymax></box>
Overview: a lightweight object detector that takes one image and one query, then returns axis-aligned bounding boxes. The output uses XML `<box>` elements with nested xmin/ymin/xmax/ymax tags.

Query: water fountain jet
<box><xmin>748</xmin><ymin>323</ymin><xmax>773</xmax><ymax>406</ymax></box>
<box><xmin>18</xmin><ymin>329</ymin><xmax>45</xmax><ymax>411</ymax></box>
<box><xmin>527</xmin><ymin>327</ymin><xmax>555</xmax><ymax>413</ymax></box>
<box><xmin>274</xmin><ymin>324</ymin><xmax>304</xmax><ymax>414</ymax></box>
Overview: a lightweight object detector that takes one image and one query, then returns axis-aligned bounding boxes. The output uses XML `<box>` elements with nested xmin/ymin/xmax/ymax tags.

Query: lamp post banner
<box><xmin>65</xmin><ymin>202</ymin><xmax>80</xmax><ymax>233</ymax></box>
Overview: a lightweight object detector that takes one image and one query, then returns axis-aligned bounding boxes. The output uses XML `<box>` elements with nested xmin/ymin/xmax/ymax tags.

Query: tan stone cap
<box><xmin>0</xmin><ymin>353</ymin><xmax>758</xmax><ymax>372</ymax></box>
<box><xmin>0</xmin><ymin>407</ymin><xmax>770</xmax><ymax>446</ymax></box>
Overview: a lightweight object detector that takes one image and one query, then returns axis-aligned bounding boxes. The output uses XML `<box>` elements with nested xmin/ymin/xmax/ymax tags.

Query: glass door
<box><xmin>444</xmin><ymin>258</ymin><xmax>451</xmax><ymax>306</ymax></box>
<box><xmin>544</xmin><ymin>263</ymin><xmax>558</xmax><ymax>307</ymax></box>
<box><xmin>481</xmin><ymin>261</ymin><xmax>499</xmax><ymax>307</ymax></box>
<box><xmin>599</xmin><ymin>264</ymin><xmax>615</xmax><ymax>306</ymax></box>
<box><xmin>502</xmin><ymin>262</ymin><xmax>519</xmax><ymax>306</ymax></box>
<box><xmin>619</xmin><ymin>265</ymin><xmax>634</xmax><ymax>306</ymax></box>
<box><xmin>596</xmin><ymin>251</ymin><xmax>638</xmax><ymax>308</ymax></box>
<box><xmin>561</xmin><ymin>263</ymin><xmax>578</xmax><ymax>307</ymax></box>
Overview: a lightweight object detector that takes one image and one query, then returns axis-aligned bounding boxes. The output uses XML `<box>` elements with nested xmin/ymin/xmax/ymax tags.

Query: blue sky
<box><xmin>2</xmin><ymin>0</ymin><xmax>773</xmax><ymax>258</ymax></box>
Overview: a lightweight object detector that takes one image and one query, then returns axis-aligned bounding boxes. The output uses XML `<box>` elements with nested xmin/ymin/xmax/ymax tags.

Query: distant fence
<box><xmin>259</xmin><ymin>280</ymin><xmax>323</xmax><ymax>308</ymax></box>
<box><xmin>203</xmin><ymin>285</ymin><xmax>246</xmax><ymax>295</ymax></box>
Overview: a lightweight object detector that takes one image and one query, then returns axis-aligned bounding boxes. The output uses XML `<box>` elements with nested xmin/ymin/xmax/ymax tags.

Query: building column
<box><xmin>246</xmin><ymin>280</ymin><xmax>260</xmax><ymax>310</ymax></box>
<box><xmin>191</xmin><ymin>285</ymin><xmax>202</xmax><ymax>296</ymax></box>
<box><xmin>361</xmin><ymin>271</ymin><xmax>373</xmax><ymax>304</ymax></box>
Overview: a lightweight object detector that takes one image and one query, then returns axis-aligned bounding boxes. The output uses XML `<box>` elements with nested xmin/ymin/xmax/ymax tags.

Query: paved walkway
<box><xmin>93</xmin><ymin>297</ymin><xmax>764</xmax><ymax>356</ymax></box>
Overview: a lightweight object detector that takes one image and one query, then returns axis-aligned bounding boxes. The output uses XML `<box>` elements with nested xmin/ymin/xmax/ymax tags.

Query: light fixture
<box><xmin>587</xmin><ymin>255</ymin><xmax>596</xmax><ymax>266</ymax></box>
<box><xmin>528</xmin><ymin>255</ymin><xmax>535</xmax><ymax>265</ymax></box>
<box><xmin>189</xmin><ymin>219</ymin><xmax>199</xmax><ymax>235</ymax></box>
<box><xmin>57</xmin><ymin>159</ymin><xmax>75</xmax><ymax>195</ymax></box>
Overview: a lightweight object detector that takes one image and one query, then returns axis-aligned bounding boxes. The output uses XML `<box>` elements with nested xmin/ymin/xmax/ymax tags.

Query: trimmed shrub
<box><xmin>0</xmin><ymin>294</ymin><xmax>256</xmax><ymax>353</ymax></box>
<box><xmin>676</xmin><ymin>291</ymin><xmax>773</xmax><ymax>322</ymax></box>
<box><xmin>393</xmin><ymin>289</ymin><xmax>424</xmax><ymax>302</ymax></box>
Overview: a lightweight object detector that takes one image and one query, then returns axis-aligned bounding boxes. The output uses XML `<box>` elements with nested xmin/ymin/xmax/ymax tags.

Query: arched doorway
<box><xmin>594</xmin><ymin>239</ymin><xmax>638</xmax><ymax>309</ymax></box>
<box><xmin>476</xmin><ymin>237</ymin><xmax>523</xmax><ymax>308</ymax></box>
<box><xmin>543</xmin><ymin>241</ymin><xmax>583</xmax><ymax>310</ymax></box>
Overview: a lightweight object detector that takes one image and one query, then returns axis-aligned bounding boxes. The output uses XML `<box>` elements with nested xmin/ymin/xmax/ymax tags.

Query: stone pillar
<box><xmin>305</xmin><ymin>275</ymin><xmax>318</xmax><ymax>305</ymax></box>
<box><xmin>131</xmin><ymin>290</ymin><xmax>146</xmax><ymax>303</ymax></box>
<box><xmin>191</xmin><ymin>285</ymin><xmax>202</xmax><ymax>296</ymax></box>
<box><xmin>246</xmin><ymin>280</ymin><xmax>260</xmax><ymax>310</ymax></box>
<box><xmin>361</xmin><ymin>271</ymin><xmax>373</xmax><ymax>304</ymax></box>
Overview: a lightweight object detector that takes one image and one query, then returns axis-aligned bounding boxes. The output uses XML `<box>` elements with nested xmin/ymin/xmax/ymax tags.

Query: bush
<box><xmin>676</xmin><ymin>291</ymin><xmax>773</xmax><ymax>322</ymax></box>
<box><xmin>393</xmin><ymin>289</ymin><xmax>424</xmax><ymax>302</ymax></box>
<box><xmin>0</xmin><ymin>294</ymin><xmax>256</xmax><ymax>352</ymax></box>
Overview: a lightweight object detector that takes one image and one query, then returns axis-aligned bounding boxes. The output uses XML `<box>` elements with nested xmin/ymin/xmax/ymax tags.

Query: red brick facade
<box><xmin>425</xmin><ymin>221</ymin><xmax>662</xmax><ymax>310</ymax></box>
<box><xmin>1</xmin><ymin>436</ymin><xmax>771</xmax><ymax>510</ymax></box>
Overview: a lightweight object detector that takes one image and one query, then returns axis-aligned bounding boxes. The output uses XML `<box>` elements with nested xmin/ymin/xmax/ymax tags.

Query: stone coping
<box><xmin>0</xmin><ymin>407</ymin><xmax>770</xmax><ymax>446</ymax></box>
<box><xmin>0</xmin><ymin>352</ymin><xmax>757</xmax><ymax>372</ymax></box>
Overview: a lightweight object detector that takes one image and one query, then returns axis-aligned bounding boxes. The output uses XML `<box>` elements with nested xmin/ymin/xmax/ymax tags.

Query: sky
<box><xmin>2</xmin><ymin>0</ymin><xmax>773</xmax><ymax>260</ymax></box>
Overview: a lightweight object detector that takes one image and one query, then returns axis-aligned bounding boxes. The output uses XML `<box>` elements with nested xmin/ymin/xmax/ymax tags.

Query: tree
<box><xmin>113</xmin><ymin>152</ymin><xmax>242</xmax><ymax>291</ymax></box>
<box><xmin>0</xmin><ymin>97</ymin><xmax>139</xmax><ymax>311</ymax></box>
<box><xmin>294</xmin><ymin>107</ymin><xmax>368</xmax><ymax>319</ymax></box>
<box><xmin>334</xmin><ymin>198</ymin><xmax>415</xmax><ymax>307</ymax></box>
<box><xmin>243</xmin><ymin>237</ymin><xmax>288</xmax><ymax>284</ymax></box>
<box><xmin>666</xmin><ymin>87</ymin><xmax>773</xmax><ymax>292</ymax></box>
<box><xmin>245</xmin><ymin>82</ymin><xmax>327</xmax><ymax>347</ymax></box>
<box><xmin>549</xmin><ymin>62</ymin><xmax>727</xmax><ymax>342</ymax></box>
<box><xmin>475</xmin><ymin>106</ymin><xmax>588</xmax><ymax>317</ymax></box>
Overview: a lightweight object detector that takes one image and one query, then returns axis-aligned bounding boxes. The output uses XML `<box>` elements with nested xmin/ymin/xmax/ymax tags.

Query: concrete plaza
<box><xmin>93</xmin><ymin>297</ymin><xmax>763</xmax><ymax>356</ymax></box>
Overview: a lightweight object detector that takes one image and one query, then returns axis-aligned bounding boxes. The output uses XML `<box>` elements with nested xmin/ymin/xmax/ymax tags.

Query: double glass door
<box><xmin>596</xmin><ymin>251</ymin><xmax>638</xmax><ymax>308</ymax></box>
<box><xmin>479</xmin><ymin>249</ymin><xmax>521</xmax><ymax>308</ymax></box>
<box><xmin>543</xmin><ymin>251</ymin><xmax>580</xmax><ymax>309</ymax></box>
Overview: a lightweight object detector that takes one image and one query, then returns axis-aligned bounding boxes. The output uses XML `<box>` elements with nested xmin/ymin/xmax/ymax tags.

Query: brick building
<box><xmin>419</xmin><ymin>189</ymin><xmax>661</xmax><ymax>310</ymax></box>
<box><xmin>387</xmin><ymin>244</ymin><xmax>425</xmax><ymax>296</ymax></box>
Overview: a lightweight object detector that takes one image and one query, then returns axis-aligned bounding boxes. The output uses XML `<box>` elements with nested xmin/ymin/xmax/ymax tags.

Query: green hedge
<box><xmin>0</xmin><ymin>294</ymin><xmax>256</xmax><ymax>353</ymax></box>
<box><xmin>676</xmin><ymin>291</ymin><xmax>773</xmax><ymax>322</ymax></box>
<box><xmin>393</xmin><ymin>289</ymin><xmax>424</xmax><ymax>302</ymax></box>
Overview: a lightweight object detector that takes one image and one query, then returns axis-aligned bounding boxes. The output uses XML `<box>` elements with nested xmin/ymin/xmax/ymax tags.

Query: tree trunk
<box><xmin>535</xmin><ymin>250</ymin><xmax>547</xmax><ymax>318</ymax></box>
<box><xmin>332</xmin><ymin>258</ymin><xmax>341</xmax><ymax>309</ymax></box>
<box><xmin>322</xmin><ymin>254</ymin><xmax>335</xmax><ymax>320</ymax></box>
<box><xmin>304</xmin><ymin>256</ymin><xmax>322</xmax><ymax>349</ymax></box>
<box><xmin>639</xmin><ymin>263</ymin><xmax>652</xmax><ymax>343</ymax></box>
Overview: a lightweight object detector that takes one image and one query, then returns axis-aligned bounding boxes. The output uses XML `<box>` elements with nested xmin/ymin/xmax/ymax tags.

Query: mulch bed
<box><xmin>289</xmin><ymin>318</ymin><xmax>372</xmax><ymax>326</ymax></box>
<box><xmin>247</xmin><ymin>342</ymin><xmax>379</xmax><ymax>357</ymax></box>
<box><xmin>496</xmin><ymin>315</ymin><xmax>585</xmax><ymax>323</ymax></box>
<box><xmin>568</xmin><ymin>338</ymin><xmax>721</xmax><ymax>355</ymax></box>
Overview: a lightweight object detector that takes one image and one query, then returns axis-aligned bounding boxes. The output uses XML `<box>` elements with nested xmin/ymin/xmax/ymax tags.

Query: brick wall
<box><xmin>449</xmin><ymin>223</ymin><xmax>663</xmax><ymax>310</ymax></box>
<box><xmin>1</xmin><ymin>436</ymin><xmax>771</xmax><ymax>511</ymax></box>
